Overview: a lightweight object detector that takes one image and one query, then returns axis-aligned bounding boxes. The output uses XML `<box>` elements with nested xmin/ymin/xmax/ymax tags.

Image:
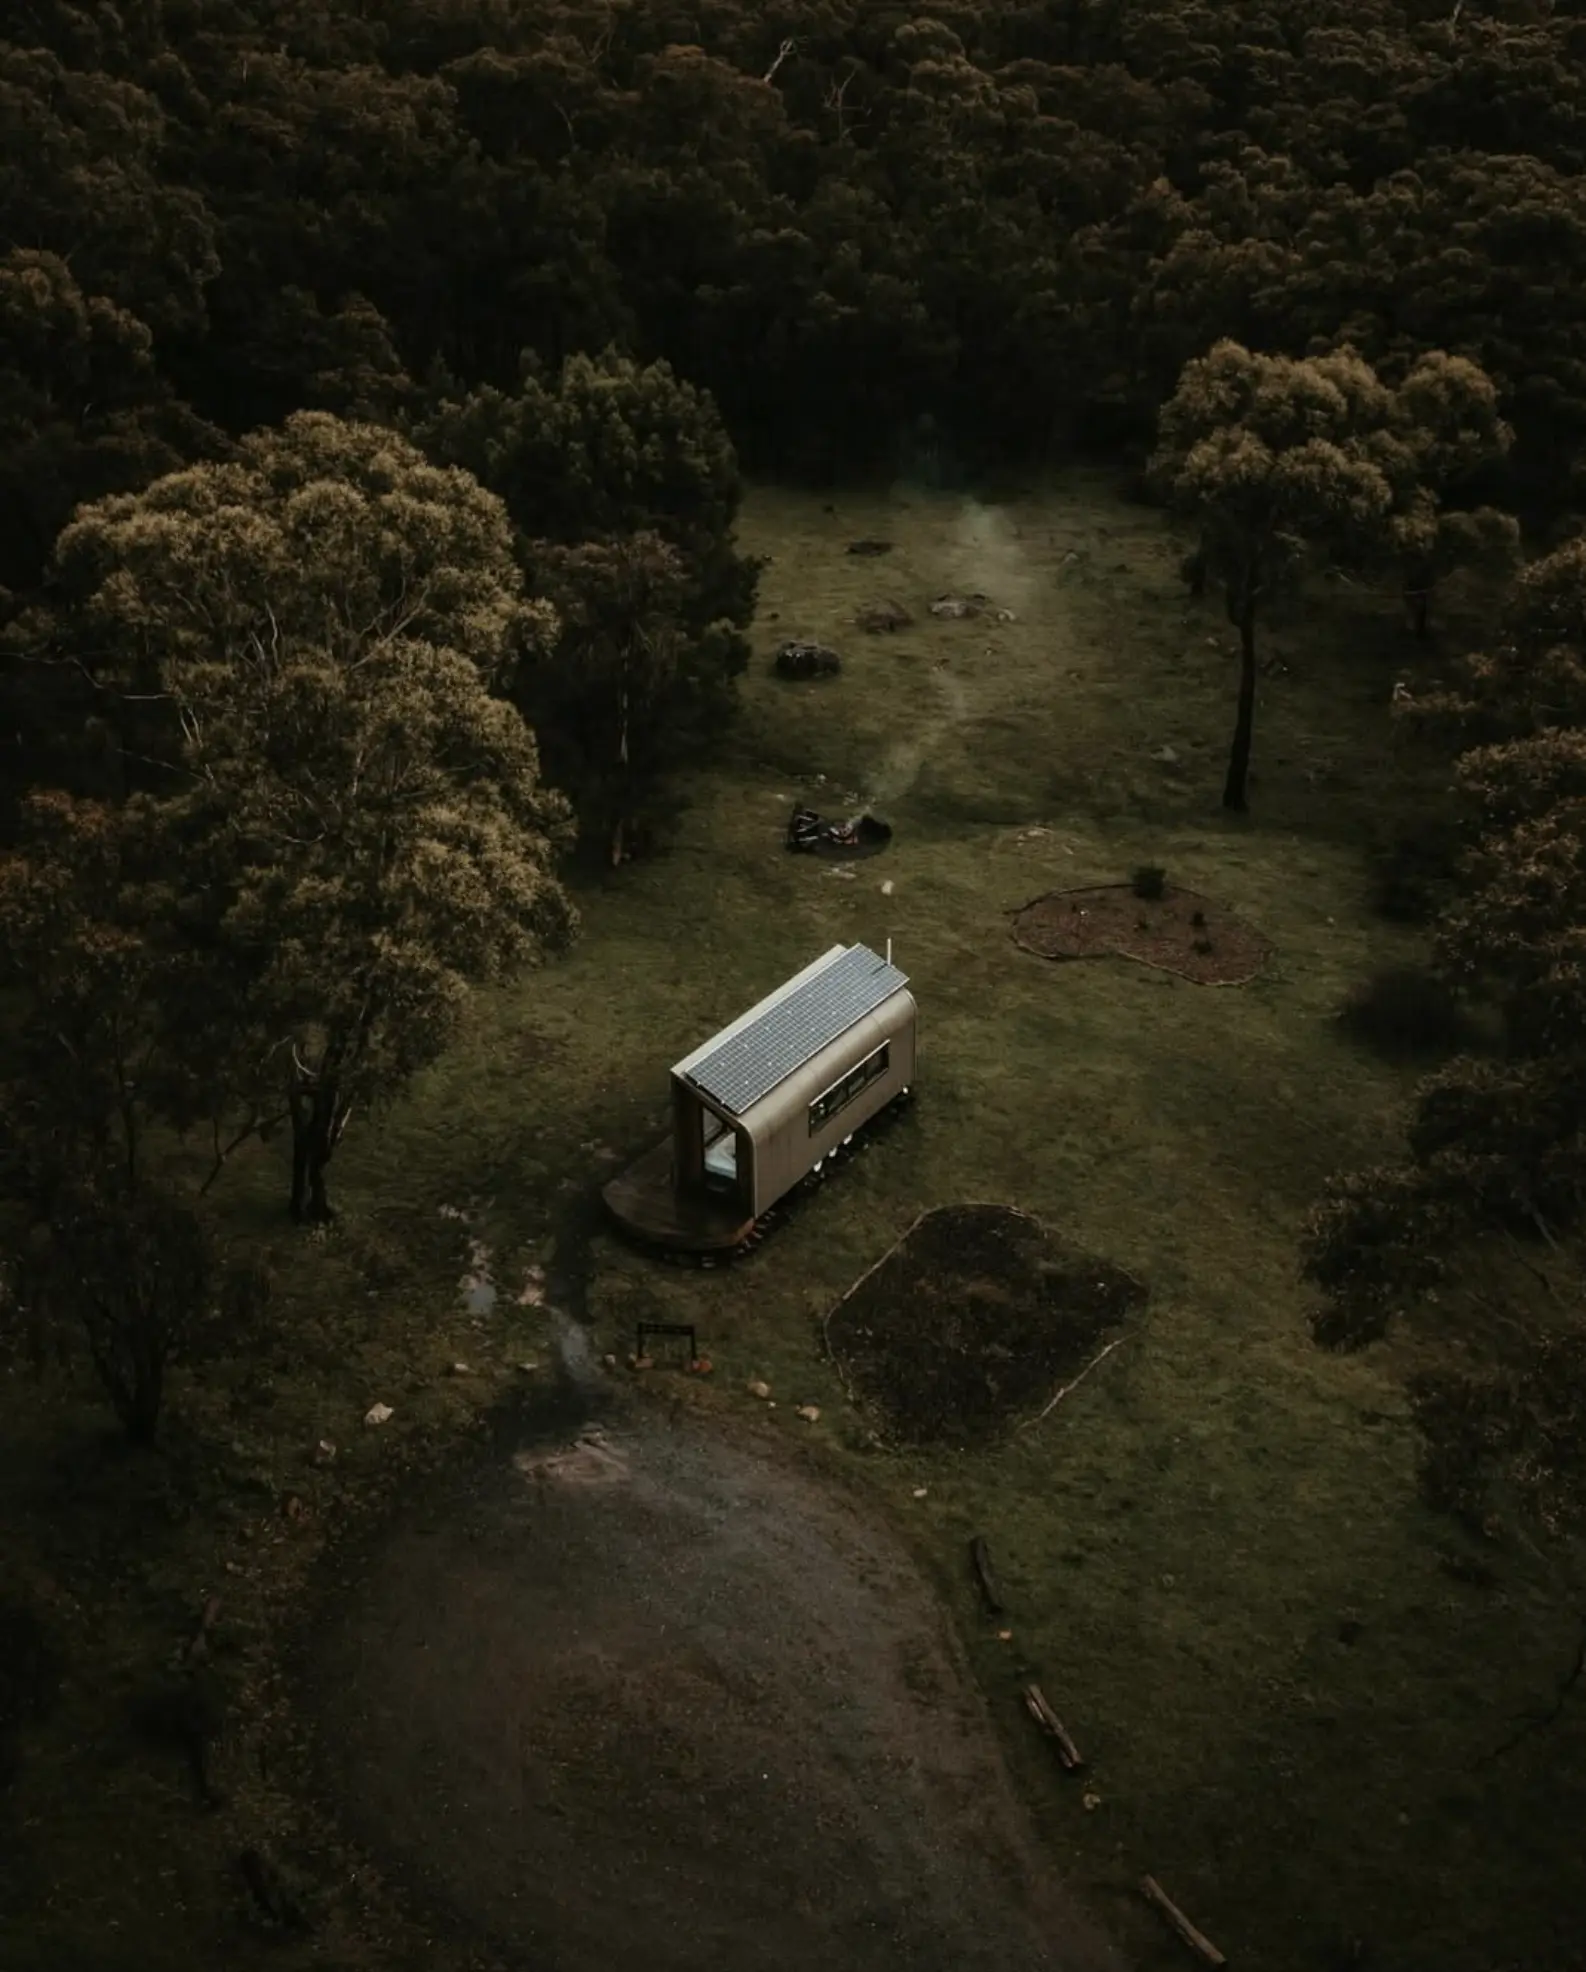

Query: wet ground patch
<box><xmin>823</xmin><ymin>1204</ymin><xmax>1146</xmax><ymax>1447</ymax></box>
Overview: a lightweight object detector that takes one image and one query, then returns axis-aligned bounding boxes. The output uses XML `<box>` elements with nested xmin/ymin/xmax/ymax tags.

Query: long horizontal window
<box><xmin>809</xmin><ymin>1043</ymin><xmax>890</xmax><ymax>1135</ymax></box>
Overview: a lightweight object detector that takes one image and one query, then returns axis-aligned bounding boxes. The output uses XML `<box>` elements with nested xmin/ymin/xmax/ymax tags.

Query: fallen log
<box><xmin>1020</xmin><ymin>1682</ymin><xmax>1084</xmax><ymax>1770</ymax></box>
<box><xmin>183</xmin><ymin>1595</ymin><xmax>223</xmax><ymax>1668</ymax></box>
<box><xmin>1139</xmin><ymin>1875</ymin><xmax>1226</xmax><ymax>1966</ymax></box>
<box><xmin>969</xmin><ymin>1535</ymin><xmax>1006</xmax><ymax>1614</ymax></box>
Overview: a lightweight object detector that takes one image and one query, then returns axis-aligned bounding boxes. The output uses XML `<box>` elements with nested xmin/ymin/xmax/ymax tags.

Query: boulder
<box><xmin>855</xmin><ymin>599</ymin><xmax>913</xmax><ymax>633</ymax></box>
<box><xmin>774</xmin><ymin>640</ymin><xmax>842</xmax><ymax>679</ymax></box>
<box><xmin>929</xmin><ymin>592</ymin><xmax>992</xmax><ymax>619</ymax></box>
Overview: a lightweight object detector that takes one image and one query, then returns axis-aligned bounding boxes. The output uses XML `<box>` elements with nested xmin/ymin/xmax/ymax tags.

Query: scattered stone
<box><xmin>747</xmin><ymin>1379</ymin><xmax>772</xmax><ymax>1400</ymax></box>
<box><xmin>1151</xmin><ymin>745</ymin><xmax>1180</xmax><ymax>764</ymax></box>
<box><xmin>846</xmin><ymin>537</ymin><xmax>893</xmax><ymax>556</ymax></box>
<box><xmin>363</xmin><ymin>1403</ymin><xmax>394</xmax><ymax>1427</ymax></box>
<box><xmin>880</xmin><ymin>878</ymin><xmax>894</xmax><ymax>895</ymax></box>
<box><xmin>515</xmin><ymin>1360</ymin><xmax>539</xmax><ymax>1375</ymax></box>
<box><xmin>312</xmin><ymin>1439</ymin><xmax>337</xmax><ymax>1465</ymax></box>
<box><xmin>912</xmin><ymin>1486</ymin><xmax>929</xmax><ymax>1498</ymax></box>
<box><xmin>774</xmin><ymin>639</ymin><xmax>842</xmax><ymax>679</ymax></box>
<box><xmin>993</xmin><ymin>606</ymin><xmax>1017</xmax><ymax>623</ymax></box>
<box><xmin>795</xmin><ymin>1405</ymin><xmax>821</xmax><ymax>1423</ymax></box>
<box><xmin>855</xmin><ymin>598</ymin><xmax>912</xmax><ymax>632</ymax></box>
<box><xmin>447</xmin><ymin>1362</ymin><xmax>472</xmax><ymax>1376</ymax></box>
<box><xmin>602</xmin><ymin>1352</ymin><xmax>618</xmax><ymax>1369</ymax></box>
<box><xmin>929</xmin><ymin>592</ymin><xmax>992</xmax><ymax>619</ymax></box>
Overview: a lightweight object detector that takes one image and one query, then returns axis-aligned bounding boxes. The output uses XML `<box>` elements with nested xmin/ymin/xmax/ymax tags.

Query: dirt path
<box><xmin>301</xmin><ymin>1399</ymin><xmax>1128</xmax><ymax>1972</ymax></box>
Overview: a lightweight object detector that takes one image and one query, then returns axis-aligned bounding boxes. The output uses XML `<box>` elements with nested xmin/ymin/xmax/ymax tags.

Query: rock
<box><xmin>911</xmin><ymin>1486</ymin><xmax>928</xmax><ymax>1498</ymax></box>
<box><xmin>363</xmin><ymin>1403</ymin><xmax>393</xmax><ymax>1426</ymax></box>
<box><xmin>747</xmin><ymin>1379</ymin><xmax>772</xmax><ymax>1400</ymax></box>
<box><xmin>515</xmin><ymin>1360</ymin><xmax>538</xmax><ymax>1374</ymax></box>
<box><xmin>774</xmin><ymin>639</ymin><xmax>842</xmax><ymax>679</ymax></box>
<box><xmin>846</xmin><ymin>537</ymin><xmax>893</xmax><ymax>556</ymax></box>
<box><xmin>929</xmin><ymin>592</ymin><xmax>991</xmax><ymax>619</ymax></box>
<box><xmin>312</xmin><ymin>1439</ymin><xmax>337</xmax><ymax>1465</ymax></box>
<box><xmin>447</xmin><ymin>1361</ymin><xmax>472</xmax><ymax>1375</ymax></box>
<box><xmin>880</xmin><ymin>878</ymin><xmax>894</xmax><ymax>895</ymax></box>
<box><xmin>855</xmin><ymin>599</ymin><xmax>913</xmax><ymax>633</ymax></box>
<box><xmin>602</xmin><ymin>1352</ymin><xmax>618</xmax><ymax>1368</ymax></box>
<box><xmin>795</xmin><ymin>1404</ymin><xmax>821</xmax><ymax>1422</ymax></box>
<box><xmin>992</xmin><ymin>606</ymin><xmax>1017</xmax><ymax>623</ymax></box>
<box><xmin>1151</xmin><ymin>745</ymin><xmax>1180</xmax><ymax>764</ymax></box>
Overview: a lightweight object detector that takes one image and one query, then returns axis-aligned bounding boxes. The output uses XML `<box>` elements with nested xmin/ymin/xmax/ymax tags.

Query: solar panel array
<box><xmin>684</xmin><ymin>945</ymin><xmax>909</xmax><ymax>1116</ymax></box>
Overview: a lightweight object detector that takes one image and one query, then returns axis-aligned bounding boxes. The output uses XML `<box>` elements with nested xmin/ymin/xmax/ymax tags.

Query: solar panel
<box><xmin>684</xmin><ymin>945</ymin><xmax>909</xmax><ymax>1115</ymax></box>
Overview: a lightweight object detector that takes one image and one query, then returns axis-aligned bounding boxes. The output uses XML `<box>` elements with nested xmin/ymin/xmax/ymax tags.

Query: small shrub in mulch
<box><xmin>823</xmin><ymin>1203</ymin><xmax>1146</xmax><ymax>1448</ymax></box>
<box><xmin>1335</xmin><ymin>964</ymin><xmax>1477</xmax><ymax>1060</ymax></box>
<box><xmin>1011</xmin><ymin>883</ymin><xmax>1271</xmax><ymax>985</ymax></box>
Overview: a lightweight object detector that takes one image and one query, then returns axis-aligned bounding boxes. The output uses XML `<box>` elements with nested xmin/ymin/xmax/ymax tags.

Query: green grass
<box><xmin>3</xmin><ymin>470</ymin><xmax>1583</xmax><ymax>1972</ymax></box>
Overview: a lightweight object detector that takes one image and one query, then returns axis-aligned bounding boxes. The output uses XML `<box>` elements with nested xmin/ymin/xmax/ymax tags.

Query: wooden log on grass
<box><xmin>1139</xmin><ymin>1875</ymin><xmax>1226</xmax><ymax>1966</ymax></box>
<box><xmin>970</xmin><ymin>1534</ymin><xmax>1006</xmax><ymax>1614</ymax></box>
<box><xmin>1020</xmin><ymin>1682</ymin><xmax>1084</xmax><ymax>1770</ymax></box>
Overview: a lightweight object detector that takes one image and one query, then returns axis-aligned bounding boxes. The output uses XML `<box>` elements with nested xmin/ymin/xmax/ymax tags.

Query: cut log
<box><xmin>1139</xmin><ymin>1875</ymin><xmax>1226</xmax><ymax>1966</ymax></box>
<box><xmin>969</xmin><ymin>1535</ymin><xmax>1006</xmax><ymax>1614</ymax></box>
<box><xmin>1020</xmin><ymin>1682</ymin><xmax>1084</xmax><ymax>1770</ymax></box>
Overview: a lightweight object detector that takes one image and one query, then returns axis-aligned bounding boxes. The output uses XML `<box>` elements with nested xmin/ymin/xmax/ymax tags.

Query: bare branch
<box><xmin>763</xmin><ymin>37</ymin><xmax>796</xmax><ymax>85</ymax></box>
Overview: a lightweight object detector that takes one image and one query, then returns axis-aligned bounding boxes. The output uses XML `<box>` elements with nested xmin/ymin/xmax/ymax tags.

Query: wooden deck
<box><xmin>601</xmin><ymin>1136</ymin><xmax>757</xmax><ymax>1254</ymax></box>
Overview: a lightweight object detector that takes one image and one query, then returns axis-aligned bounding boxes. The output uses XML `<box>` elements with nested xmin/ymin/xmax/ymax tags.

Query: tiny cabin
<box><xmin>670</xmin><ymin>942</ymin><xmax>916</xmax><ymax>1222</ymax></box>
<box><xmin>604</xmin><ymin>943</ymin><xmax>916</xmax><ymax>1252</ymax></box>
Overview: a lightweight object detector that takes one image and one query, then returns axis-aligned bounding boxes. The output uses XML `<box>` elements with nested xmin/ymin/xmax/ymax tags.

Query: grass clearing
<box><xmin>3</xmin><ymin>471</ymin><xmax>1583</xmax><ymax>1972</ymax></box>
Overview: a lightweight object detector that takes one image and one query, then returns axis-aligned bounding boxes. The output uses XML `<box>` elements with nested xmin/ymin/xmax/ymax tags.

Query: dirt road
<box><xmin>301</xmin><ymin>1400</ymin><xmax>1128</xmax><ymax>1972</ymax></box>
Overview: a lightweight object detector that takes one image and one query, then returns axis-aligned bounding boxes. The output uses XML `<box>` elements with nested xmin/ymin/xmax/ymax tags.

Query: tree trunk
<box><xmin>1222</xmin><ymin>592</ymin><xmax>1259</xmax><ymax>813</ymax></box>
<box><xmin>127</xmin><ymin>1353</ymin><xmax>163</xmax><ymax>1445</ymax></box>
<box><xmin>289</xmin><ymin>1081</ymin><xmax>341</xmax><ymax>1223</ymax></box>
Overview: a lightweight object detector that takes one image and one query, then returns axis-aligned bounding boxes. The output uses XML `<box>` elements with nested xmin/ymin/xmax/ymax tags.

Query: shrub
<box><xmin>1368</xmin><ymin>822</ymin><xmax>1465</xmax><ymax>924</ymax></box>
<box><xmin>1191</xmin><ymin>908</ymin><xmax>1206</xmax><ymax>928</ymax></box>
<box><xmin>1336</xmin><ymin>964</ymin><xmax>1474</xmax><ymax>1059</ymax></box>
<box><xmin>1131</xmin><ymin>864</ymin><xmax>1166</xmax><ymax>900</ymax></box>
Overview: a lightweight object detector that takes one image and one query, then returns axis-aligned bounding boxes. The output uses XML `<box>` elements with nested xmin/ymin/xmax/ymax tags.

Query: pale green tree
<box><xmin>42</xmin><ymin>412</ymin><xmax>577</xmax><ymax>1220</ymax></box>
<box><xmin>1150</xmin><ymin>339</ymin><xmax>1399</xmax><ymax>810</ymax></box>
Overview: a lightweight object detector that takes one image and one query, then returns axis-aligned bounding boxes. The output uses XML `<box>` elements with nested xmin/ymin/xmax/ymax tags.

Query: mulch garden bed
<box><xmin>823</xmin><ymin>1204</ymin><xmax>1146</xmax><ymax>1448</ymax></box>
<box><xmin>1010</xmin><ymin>883</ymin><xmax>1271</xmax><ymax>985</ymax></box>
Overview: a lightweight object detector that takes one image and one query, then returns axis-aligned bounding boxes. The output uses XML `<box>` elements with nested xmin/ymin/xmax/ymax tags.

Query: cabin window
<box><xmin>809</xmin><ymin>1043</ymin><xmax>890</xmax><ymax>1134</ymax></box>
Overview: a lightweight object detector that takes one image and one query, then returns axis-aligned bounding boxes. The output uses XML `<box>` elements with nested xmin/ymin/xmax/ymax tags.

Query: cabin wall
<box><xmin>745</xmin><ymin>991</ymin><xmax>917</xmax><ymax>1215</ymax></box>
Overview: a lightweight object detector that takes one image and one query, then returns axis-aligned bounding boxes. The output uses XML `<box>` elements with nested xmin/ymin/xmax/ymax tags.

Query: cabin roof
<box><xmin>674</xmin><ymin>943</ymin><xmax>910</xmax><ymax>1117</ymax></box>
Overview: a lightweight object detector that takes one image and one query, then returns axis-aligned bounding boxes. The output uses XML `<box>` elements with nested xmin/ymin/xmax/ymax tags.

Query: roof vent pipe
<box><xmin>886</xmin><ymin>938</ymin><xmax>892</xmax><ymax>966</ymax></box>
